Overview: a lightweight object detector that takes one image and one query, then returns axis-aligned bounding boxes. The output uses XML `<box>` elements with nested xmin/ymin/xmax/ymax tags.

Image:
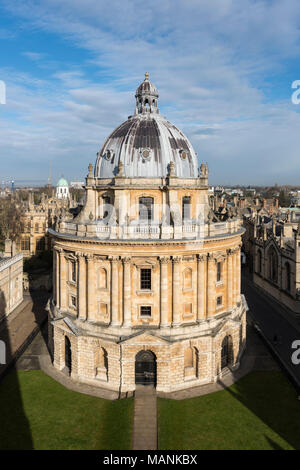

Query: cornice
<box><xmin>49</xmin><ymin>227</ymin><xmax>244</xmax><ymax>247</ymax></box>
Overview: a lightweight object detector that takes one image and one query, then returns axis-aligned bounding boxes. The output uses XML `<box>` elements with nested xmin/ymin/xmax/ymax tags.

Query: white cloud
<box><xmin>1</xmin><ymin>0</ymin><xmax>300</xmax><ymax>184</ymax></box>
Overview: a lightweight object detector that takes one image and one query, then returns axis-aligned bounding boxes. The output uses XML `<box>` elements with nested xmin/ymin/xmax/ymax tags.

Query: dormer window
<box><xmin>141</xmin><ymin>148</ymin><xmax>151</xmax><ymax>162</ymax></box>
<box><xmin>180</xmin><ymin>149</ymin><xmax>189</xmax><ymax>160</ymax></box>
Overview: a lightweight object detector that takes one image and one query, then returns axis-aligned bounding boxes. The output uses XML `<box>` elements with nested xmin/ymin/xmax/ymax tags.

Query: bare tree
<box><xmin>0</xmin><ymin>198</ymin><xmax>22</xmax><ymax>242</ymax></box>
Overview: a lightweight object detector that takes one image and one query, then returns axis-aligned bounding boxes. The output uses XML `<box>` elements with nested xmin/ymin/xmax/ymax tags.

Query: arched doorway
<box><xmin>135</xmin><ymin>350</ymin><xmax>156</xmax><ymax>386</ymax></box>
<box><xmin>221</xmin><ymin>335</ymin><xmax>233</xmax><ymax>370</ymax></box>
<box><xmin>65</xmin><ymin>336</ymin><xmax>72</xmax><ymax>375</ymax></box>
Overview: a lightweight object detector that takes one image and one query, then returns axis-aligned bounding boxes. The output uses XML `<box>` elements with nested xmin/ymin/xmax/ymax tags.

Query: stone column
<box><xmin>122</xmin><ymin>257</ymin><xmax>131</xmax><ymax>327</ymax></box>
<box><xmin>197</xmin><ymin>254</ymin><xmax>206</xmax><ymax>321</ymax></box>
<box><xmin>77</xmin><ymin>253</ymin><xmax>87</xmax><ymax>320</ymax></box>
<box><xmin>59</xmin><ymin>249</ymin><xmax>67</xmax><ymax>310</ymax></box>
<box><xmin>172</xmin><ymin>256</ymin><xmax>182</xmax><ymax>326</ymax></box>
<box><xmin>55</xmin><ymin>249</ymin><xmax>61</xmax><ymax>308</ymax></box>
<box><xmin>232</xmin><ymin>249</ymin><xmax>238</xmax><ymax>306</ymax></box>
<box><xmin>53</xmin><ymin>249</ymin><xmax>57</xmax><ymax>305</ymax></box>
<box><xmin>160</xmin><ymin>257</ymin><xmax>170</xmax><ymax>327</ymax></box>
<box><xmin>207</xmin><ymin>253</ymin><xmax>215</xmax><ymax>317</ymax></box>
<box><xmin>110</xmin><ymin>256</ymin><xmax>120</xmax><ymax>326</ymax></box>
<box><xmin>227</xmin><ymin>250</ymin><xmax>233</xmax><ymax>311</ymax></box>
<box><xmin>86</xmin><ymin>254</ymin><xmax>95</xmax><ymax>321</ymax></box>
<box><xmin>236</xmin><ymin>247</ymin><xmax>241</xmax><ymax>304</ymax></box>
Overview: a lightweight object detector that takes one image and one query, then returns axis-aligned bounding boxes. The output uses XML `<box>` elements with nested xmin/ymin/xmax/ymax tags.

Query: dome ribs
<box><xmin>95</xmin><ymin>77</ymin><xmax>198</xmax><ymax>178</ymax></box>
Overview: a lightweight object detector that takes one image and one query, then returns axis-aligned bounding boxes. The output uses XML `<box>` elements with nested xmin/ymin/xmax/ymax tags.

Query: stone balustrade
<box><xmin>54</xmin><ymin>218</ymin><xmax>242</xmax><ymax>241</ymax></box>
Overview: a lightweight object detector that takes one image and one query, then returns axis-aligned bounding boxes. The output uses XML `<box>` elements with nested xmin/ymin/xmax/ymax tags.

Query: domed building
<box><xmin>56</xmin><ymin>176</ymin><xmax>69</xmax><ymax>199</ymax></box>
<box><xmin>48</xmin><ymin>74</ymin><xmax>247</xmax><ymax>393</ymax></box>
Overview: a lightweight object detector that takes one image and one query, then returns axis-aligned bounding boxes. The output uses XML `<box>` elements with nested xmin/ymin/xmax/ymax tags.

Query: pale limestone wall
<box><xmin>0</xmin><ymin>253</ymin><xmax>23</xmax><ymax>320</ymax></box>
<box><xmin>253</xmin><ymin>237</ymin><xmax>300</xmax><ymax>313</ymax></box>
<box><xmin>18</xmin><ymin>212</ymin><xmax>49</xmax><ymax>257</ymax></box>
<box><xmin>49</xmin><ymin>176</ymin><xmax>246</xmax><ymax>393</ymax></box>
<box><xmin>51</xmin><ymin>306</ymin><xmax>246</xmax><ymax>392</ymax></box>
<box><xmin>51</xmin><ymin>237</ymin><xmax>242</xmax><ymax>327</ymax></box>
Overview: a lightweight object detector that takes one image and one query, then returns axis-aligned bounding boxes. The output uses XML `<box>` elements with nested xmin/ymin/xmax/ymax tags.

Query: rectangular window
<box><xmin>140</xmin><ymin>306</ymin><xmax>151</xmax><ymax>317</ymax></box>
<box><xmin>71</xmin><ymin>261</ymin><xmax>76</xmax><ymax>282</ymax></box>
<box><xmin>140</xmin><ymin>268</ymin><xmax>151</xmax><ymax>290</ymax></box>
<box><xmin>36</xmin><ymin>237</ymin><xmax>45</xmax><ymax>251</ymax></box>
<box><xmin>182</xmin><ymin>196</ymin><xmax>191</xmax><ymax>220</ymax></box>
<box><xmin>216</xmin><ymin>296</ymin><xmax>222</xmax><ymax>306</ymax></box>
<box><xmin>21</xmin><ymin>238</ymin><xmax>30</xmax><ymax>250</ymax></box>
<box><xmin>139</xmin><ymin>197</ymin><xmax>153</xmax><ymax>222</ymax></box>
<box><xmin>98</xmin><ymin>302</ymin><xmax>107</xmax><ymax>316</ymax></box>
<box><xmin>184</xmin><ymin>303</ymin><xmax>193</xmax><ymax>316</ymax></box>
<box><xmin>217</xmin><ymin>262</ymin><xmax>222</xmax><ymax>282</ymax></box>
<box><xmin>71</xmin><ymin>296</ymin><xmax>77</xmax><ymax>308</ymax></box>
<box><xmin>103</xmin><ymin>196</ymin><xmax>111</xmax><ymax>219</ymax></box>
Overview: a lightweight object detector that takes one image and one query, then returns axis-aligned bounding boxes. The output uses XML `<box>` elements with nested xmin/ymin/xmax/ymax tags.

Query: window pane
<box><xmin>141</xmin><ymin>306</ymin><xmax>151</xmax><ymax>317</ymax></box>
<box><xmin>182</xmin><ymin>196</ymin><xmax>191</xmax><ymax>220</ymax></box>
<box><xmin>139</xmin><ymin>197</ymin><xmax>153</xmax><ymax>221</ymax></box>
<box><xmin>141</xmin><ymin>268</ymin><xmax>151</xmax><ymax>289</ymax></box>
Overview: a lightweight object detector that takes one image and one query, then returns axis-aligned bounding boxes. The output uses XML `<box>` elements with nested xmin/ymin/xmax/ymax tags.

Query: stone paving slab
<box><xmin>0</xmin><ymin>293</ymin><xmax>47</xmax><ymax>378</ymax></box>
<box><xmin>132</xmin><ymin>386</ymin><xmax>157</xmax><ymax>450</ymax></box>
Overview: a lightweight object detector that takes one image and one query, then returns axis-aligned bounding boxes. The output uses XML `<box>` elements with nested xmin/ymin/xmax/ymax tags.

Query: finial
<box><xmin>145</xmin><ymin>72</ymin><xmax>149</xmax><ymax>81</ymax></box>
<box><xmin>88</xmin><ymin>162</ymin><xmax>93</xmax><ymax>177</ymax></box>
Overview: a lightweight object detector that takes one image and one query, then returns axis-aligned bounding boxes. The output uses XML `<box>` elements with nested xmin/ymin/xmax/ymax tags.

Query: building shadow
<box><xmin>0</xmin><ymin>289</ymin><xmax>33</xmax><ymax>450</ymax></box>
<box><xmin>214</xmin><ymin>265</ymin><xmax>300</xmax><ymax>450</ymax></box>
<box><xmin>217</xmin><ymin>367</ymin><xmax>300</xmax><ymax>449</ymax></box>
<box><xmin>25</xmin><ymin>253</ymin><xmax>52</xmax><ymax>357</ymax></box>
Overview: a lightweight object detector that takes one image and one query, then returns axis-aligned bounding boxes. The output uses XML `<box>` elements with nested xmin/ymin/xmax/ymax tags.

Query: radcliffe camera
<box><xmin>1</xmin><ymin>0</ymin><xmax>300</xmax><ymax>461</ymax></box>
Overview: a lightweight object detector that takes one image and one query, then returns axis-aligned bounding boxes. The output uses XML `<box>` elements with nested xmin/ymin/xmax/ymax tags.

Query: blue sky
<box><xmin>1</xmin><ymin>0</ymin><xmax>300</xmax><ymax>186</ymax></box>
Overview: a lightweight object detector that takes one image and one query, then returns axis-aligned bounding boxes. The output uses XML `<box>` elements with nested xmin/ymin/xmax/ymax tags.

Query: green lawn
<box><xmin>0</xmin><ymin>370</ymin><xmax>133</xmax><ymax>450</ymax></box>
<box><xmin>158</xmin><ymin>371</ymin><xmax>300</xmax><ymax>450</ymax></box>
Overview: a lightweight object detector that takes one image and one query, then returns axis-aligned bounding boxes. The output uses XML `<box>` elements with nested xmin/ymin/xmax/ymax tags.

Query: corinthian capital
<box><xmin>159</xmin><ymin>256</ymin><xmax>170</xmax><ymax>264</ymax></box>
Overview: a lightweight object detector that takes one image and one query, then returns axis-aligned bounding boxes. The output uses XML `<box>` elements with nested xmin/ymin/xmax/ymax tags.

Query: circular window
<box><xmin>141</xmin><ymin>148</ymin><xmax>151</xmax><ymax>162</ymax></box>
<box><xmin>180</xmin><ymin>150</ymin><xmax>188</xmax><ymax>160</ymax></box>
<box><xmin>106</xmin><ymin>150</ymin><xmax>111</xmax><ymax>160</ymax></box>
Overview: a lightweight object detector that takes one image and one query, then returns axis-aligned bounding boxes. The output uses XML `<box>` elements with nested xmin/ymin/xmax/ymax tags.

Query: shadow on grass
<box><xmin>158</xmin><ymin>371</ymin><xmax>300</xmax><ymax>450</ymax></box>
<box><xmin>0</xmin><ymin>250</ymin><xmax>52</xmax><ymax>450</ymax></box>
<box><xmin>218</xmin><ymin>370</ymin><xmax>300</xmax><ymax>450</ymax></box>
<box><xmin>0</xmin><ymin>289</ymin><xmax>33</xmax><ymax>450</ymax></box>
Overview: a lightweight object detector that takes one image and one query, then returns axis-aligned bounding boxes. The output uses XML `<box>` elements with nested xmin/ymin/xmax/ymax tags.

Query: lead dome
<box><xmin>95</xmin><ymin>73</ymin><xmax>199</xmax><ymax>179</ymax></box>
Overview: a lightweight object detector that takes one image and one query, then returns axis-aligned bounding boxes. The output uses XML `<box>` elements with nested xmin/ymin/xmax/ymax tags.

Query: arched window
<box><xmin>184</xmin><ymin>346</ymin><xmax>199</xmax><ymax>378</ymax></box>
<box><xmin>95</xmin><ymin>347</ymin><xmax>108</xmax><ymax>381</ymax></box>
<box><xmin>184</xmin><ymin>347</ymin><xmax>193</xmax><ymax>368</ymax></box>
<box><xmin>221</xmin><ymin>335</ymin><xmax>233</xmax><ymax>369</ymax></box>
<box><xmin>98</xmin><ymin>268</ymin><xmax>107</xmax><ymax>289</ymax></box>
<box><xmin>285</xmin><ymin>262</ymin><xmax>291</xmax><ymax>292</ymax></box>
<box><xmin>268</xmin><ymin>246</ymin><xmax>278</xmax><ymax>283</ymax></box>
<box><xmin>183</xmin><ymin>268</ymin><xmax>192</xmax><ymax>289</ymax></box>
<box><xmin>257</xmin><ymin>249</ymin><xmax>262</xmax><ymax>274</ymax></box>
<box><xmin>65</xmin><ymin>336</ymin><xmax>72</xmax><ymax>375</ymax></box>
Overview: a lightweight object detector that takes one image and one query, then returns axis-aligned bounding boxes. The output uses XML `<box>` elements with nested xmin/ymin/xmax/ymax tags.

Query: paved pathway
<box><xmin>132</xmin><ymin>386</ymin><xmax>157</xmax><ymax>450</ymax></box>
<box><xmin>242</xmin><ymin>268</ymin><xmax>300</xmax><ymax>389</ymax></box>
<box><xmin>0</xmin><ymin>292</ymin><xmax>48</xmax><ymax>378</ymax></box>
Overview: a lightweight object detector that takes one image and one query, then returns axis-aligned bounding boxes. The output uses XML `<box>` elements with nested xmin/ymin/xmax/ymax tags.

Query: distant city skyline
<box><xmin>1</xmin><ymin>1</ymin><xmax>300</xmax><ymax>185</ymax></box>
